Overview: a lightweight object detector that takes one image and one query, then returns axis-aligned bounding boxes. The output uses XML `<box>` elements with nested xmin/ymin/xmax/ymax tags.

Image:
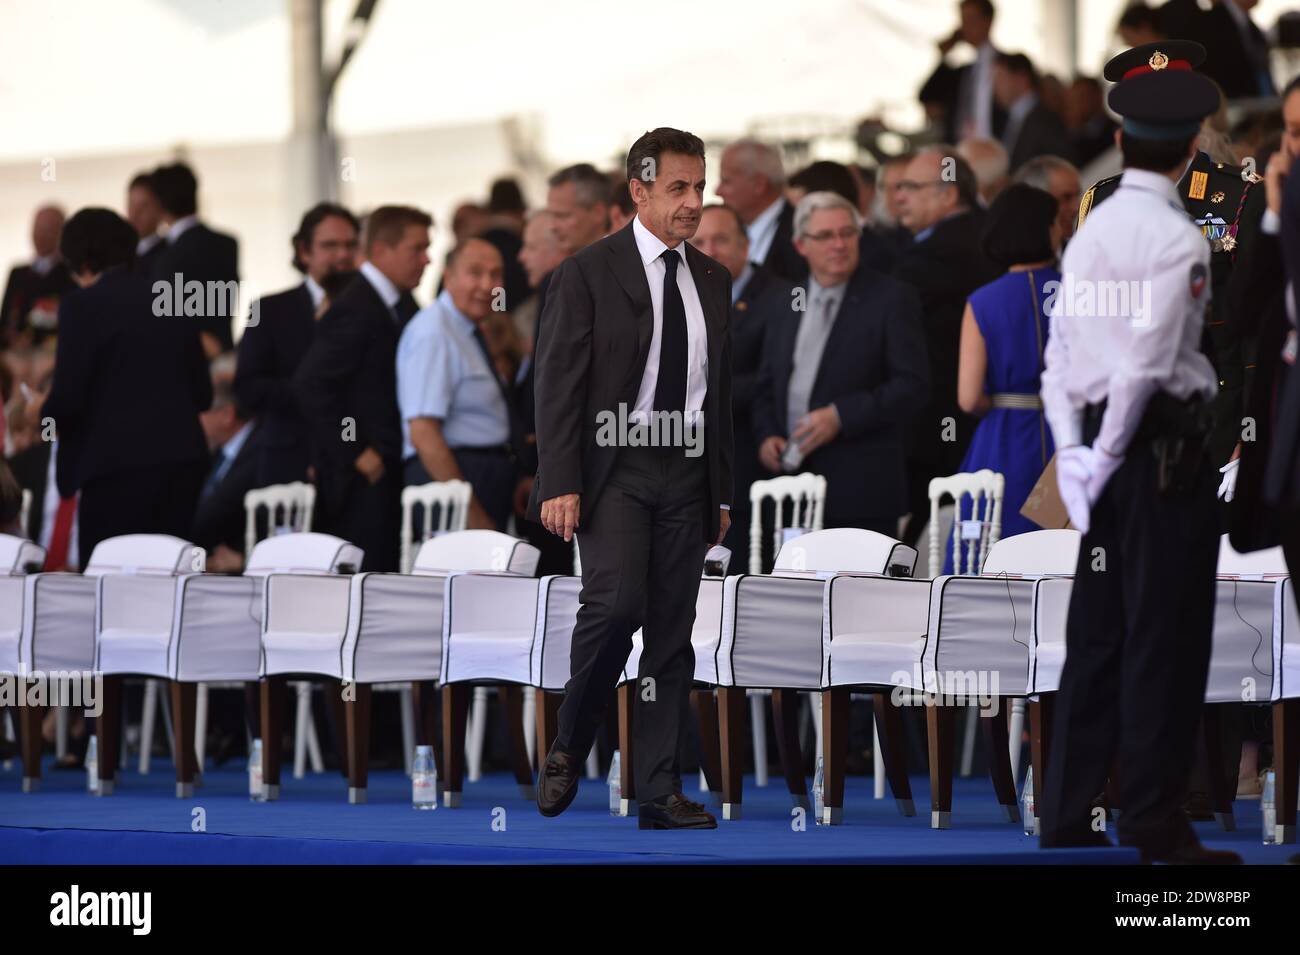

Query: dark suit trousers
<box><xmin>77</xmin><ymin>460</ymin><xmax>207</xmax><ymax>568</ymax></box>
<box><xmin>556</xmin><ymin>444</ymin><xmax>708</xmax><ymax>803</ymax></box>
<box><xmin>321</xmin><ymin>467</ymin><xmax>400</xmax><ymax>572</ymax></box>
<box><xmin>1038</xmin><ymin>447</ymin><xmax>1217</xmax><ymax>855</ymax></box>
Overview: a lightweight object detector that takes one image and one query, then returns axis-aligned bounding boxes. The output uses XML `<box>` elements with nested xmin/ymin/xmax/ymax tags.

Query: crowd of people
<box><xmin>0</xmin><ymin>0</ymin><xmax>1295</xmax><ymax>790</ymax></box>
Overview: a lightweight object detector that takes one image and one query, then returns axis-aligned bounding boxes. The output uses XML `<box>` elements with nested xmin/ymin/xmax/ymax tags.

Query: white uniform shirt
<box><xmin>1040</xmin><ymin>168</ymin><xmax>1217</xmax><ymax>456</ymax></box>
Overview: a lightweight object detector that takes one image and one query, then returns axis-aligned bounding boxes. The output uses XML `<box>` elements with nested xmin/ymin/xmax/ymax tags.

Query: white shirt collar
<box><xmin>136</xmin><ymin>234</ymin><xmax>161</xmax><ymax>256</ymax></box>
<box><xmin>31</xmin><ymin>254</ymin><xmax>57</xmax><ymax>276</ymax></box>
<box><xmin>304</xmin><ymin>276</ymin><xmax>326</xmax><ymax>309</ymax></box>
<box><xmin>1119</xmin><ymin>168</ymin><xmax>1181</xmax><ymax>206</ymax></box>
<box><xmin>166</xmin><ymin>214</ymin><xmax>199</xmax><ymax>244</ymax></box>
<box><xmin>632</xmin><ymin>214</ymin><xmax>685</xmax><ymax>268</ymax></box>
<box><xmin>360</xmin><ymin>259</ymin><xmax>402</xmax><ymax>310</ymax></box>
<box><xmin>748</xmin><ymin>196</ymin><xmax>785</xmax><ymax>237</ymax></box>
<box><xmin>1007</xmin><ymin>91</ymin><xmax>1038</xmax><ymax>127</ymax></box>
<box><xmin>732</xmin><ymin>262</ymin><xmax>755</xmax><ymax>305</ymax></box>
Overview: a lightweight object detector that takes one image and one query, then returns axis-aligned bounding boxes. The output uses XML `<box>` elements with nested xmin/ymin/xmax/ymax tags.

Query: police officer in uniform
<box><xmin>1038</xmin><ymin>41</ymin><xmax>1242</xmax><ymax>864</ymax></box>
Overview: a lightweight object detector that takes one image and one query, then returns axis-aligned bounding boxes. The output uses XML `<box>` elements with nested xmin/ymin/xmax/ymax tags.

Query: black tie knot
<box><xmin>660</xmin><ymin>248</ymin><xmax>681</xmax><ymax>274</ymax></box>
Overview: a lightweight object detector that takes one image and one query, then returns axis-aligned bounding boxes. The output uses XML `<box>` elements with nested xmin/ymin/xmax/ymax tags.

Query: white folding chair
<box><xmin>922</xmin><ymin>528</ymin><xmax>1079</xmax><ymax>828</ymax></box>
<box><xmin>0</xmin><ymin>534</ymin><xmax>47</xmax><ymax>790</ymax></box>
<box><xmin>440</xmin><ymin>570</ymin><xmax>580</xmax><ymax>806</ymax></box>
<box><xmin>399</xmin><ymin>480</ymin><xmax>472</xmax><ymax>573</ymax></box>
<box><xmin>244</xmin><ymin>482</ymin><xmax>315</xmax><ymax>559</ymax></box>
<box><xmin>748</xmin><ymin>473</ymin><xmax>826</xmax><ymax>574</ymax></box>
<box><xmin>713</xmin><ymin>528</ymin><xmax>918</xmax><ymax>820</ymax></box>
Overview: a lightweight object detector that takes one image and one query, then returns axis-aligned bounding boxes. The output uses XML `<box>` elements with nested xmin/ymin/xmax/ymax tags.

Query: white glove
<box><xmin>1218</xmin><ymin>457</ymin><xmax>1240</xmax><ymax>502</ymax></box>
<box><xmin>1086</xmin><ymin>445</ymin><xmax>1124</xmax><ymax>505</ymax></box>
<box><xmin>1056</xmin><ymin>445</ymin><xmax>1094</xmax><ymax>535</ymax></box>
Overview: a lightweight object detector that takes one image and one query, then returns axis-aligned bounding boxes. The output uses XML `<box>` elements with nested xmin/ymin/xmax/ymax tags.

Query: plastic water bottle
<box><xmin>813</xmin><ymin>754</ymin><xmax>825</xmax><ymax>824</ymax></box>
<box><xmin>1262</xmin><ymin>770</ymin><xmax>1276</xmax><ymax>845</ymax></box>
<box><xmin>248</xmin><ymin>739</ymin><xmax>264</xmax><ymax>801</ymax></box>
<box><xmin>85</xmin><ymin>735</ymin><xmax>99</xmax><ymax>794</ymax></box>
<box><xmin>412</xmin><ymin>745</ymin><xmax>437</xmax><ymax>810</ymax></box>
<box><xmin>1022</xmin><ymin>765</ymin><xmax>1035</xmax><ymax>836</ymax></box>
<box><xmin>608</xmin><ymin>750</ymin><xmax>622</xmax><ymax>815</ymax></box>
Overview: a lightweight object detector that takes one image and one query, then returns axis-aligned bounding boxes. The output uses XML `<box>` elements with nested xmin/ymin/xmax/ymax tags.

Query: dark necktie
<box><xmin>655</xmin><ymin>249</ymin><xmax>688</xmax><ymax>414</ymax></box>
<box><xmin>395</xmin><ymin>292</ymin><xmax>419</xmax><ymax>326</ymax></box>
<box><xmin>470</xmin><ymin>324</ymin><xmax>523</xmax><ymax>457</ymax></box>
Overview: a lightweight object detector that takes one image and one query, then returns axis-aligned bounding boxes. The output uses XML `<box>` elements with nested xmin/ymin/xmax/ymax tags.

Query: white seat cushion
<box><xmin>441</xmin><ymin>629</ymin><xmax>534</xmax><ymax>685</ymax></box>
<box><xmin>95</xmin><ymin>627</ymin><xmax>171</xmax><ymax>679</ymax></box>
<box><xmin>826</xmin><ymin>631</ymin><xmax>927</xmax><ymax>688</ymax></box>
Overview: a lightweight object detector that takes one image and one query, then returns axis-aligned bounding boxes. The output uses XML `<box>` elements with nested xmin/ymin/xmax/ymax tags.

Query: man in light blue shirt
<box><xmin>397</xmin><ymin>237</ymin><xmax>516</xmax><ymax>530</ymax></box>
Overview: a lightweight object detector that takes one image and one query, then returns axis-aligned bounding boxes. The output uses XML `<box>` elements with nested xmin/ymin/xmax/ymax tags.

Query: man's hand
<box><xmin>759</xmin><ymin>435</ymin><xmax>787</xmax><ymax>473</ymax></box>
<box><xmin>354</xmin><ymin>447</ymin><xmax>385</xmax><ymax>485</ymax></box>
<box><xmin>790</xmin><ymin>405</ymin><xmax>841</xmax><ymax>457</ymax></box>
<box><xmin>541</xmin><ymin>493</ymin><xmax>581</xmax><ymax>541</ymax></box>
<box><xmin>1265</xmin><ymin>144</ymin><xmax>1292</xmax><ymax>217</ymax></box>
<box><xmin>1056</xmin><ymin>445</ymin><xmax>1094</xmax><ymax>535</ymax></box>
<box><xmin>208</xmin><ymin>544</ymin><xmax>244</xmax><ymax>574</ymax></box>
<box><xmin>716</xmin><ymin>508</ymin><xmax>731</xmax><ymax>546</ymax></box>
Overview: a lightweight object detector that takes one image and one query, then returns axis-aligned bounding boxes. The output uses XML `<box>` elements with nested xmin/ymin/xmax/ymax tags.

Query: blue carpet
<box><xmin>0</xmin><ymin>757</ymin><xmax>1287</xmax><ymax>864</ymax></box>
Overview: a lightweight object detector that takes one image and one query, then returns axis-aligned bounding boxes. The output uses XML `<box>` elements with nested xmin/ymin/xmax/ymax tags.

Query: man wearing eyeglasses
<box><xmin>892</xmin><ymin>147</ymin><xmax>998</xmax><ymax>544</ymax></box>
<box><xmin>753</xmin><ymin>191</ymin><xmax>930</xmax><ymax>534</ymax></box>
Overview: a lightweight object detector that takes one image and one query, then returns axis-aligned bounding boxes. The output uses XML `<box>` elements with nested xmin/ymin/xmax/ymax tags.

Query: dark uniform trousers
<box><xmin>555</xmin><ymin>442</ymin><xmax>709</xmax><ymax>803</ymax></box>
<box><xmin>1039</xmin><ymin>432</ymin><xmax>1218</xmax><ymax>855</ymax></box>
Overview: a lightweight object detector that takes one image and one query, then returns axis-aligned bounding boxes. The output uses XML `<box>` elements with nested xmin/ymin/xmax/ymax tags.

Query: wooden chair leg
<box><xmin>260</xmin><ymin>676</ymin><xmax>286</xmax><ymax>800</ymax></box>
<box><xmin>1029</xmin><ymin>695</ymin><xmax>1053</xmax><ymax>835</ymax></box>
<box><xmin>691</xmin><ymin>688</ymin><xmax>722</xmax><ymax>797</ymax></box>
<box><xmin>441</xmin><ymin>682</ymin><xmax>470</xmax><ymax>807</ymax></box>
<box><xmin>535</xmin><ymin>688</ymin><xmax>562</xmax><ymax>773</ymax></box>
<box><xmin>718</xmin><ymin>686</ymin><xmax>746</xmax><ymax>820</ymax></box>
<box><xmin>873</xmin><ymin>691</ymin><xmax>915</xmax><ymax>816</ymax></box>
<box><xmin>1275</xmin><ymin>699</ymin><xmax>1299</xmax><ymax>844</ymax></box>
<box><xmin>981</xmin><ymin>696</ymin><xmax>1020</xmax><ymax>823</ymax></box>
<box><xmin>616</xmin><ymin>682</ymin><xmax>635</xmax><ymax>810</ymax></box>
<box><xmin>344</xmin><ymin>682</ymin><xmax>371</xmax><ymax>803</ymax></box>
<box><xmin>771</xmin><ymin>688</ymin><xmax>808</xmax><ymax>809</ymax></box>
<box><xmin>821</xmin><ymin>688</ymin><xmax>848</xmax><ymax>824</ymax></box>
<box><xmin>926</xmin><ymin>700</ymin><xmax>955</xmax><ymax>829</ymax></box>
<box><xmin>169</xmin><ymin>681</ymin><xmax>198</xmax><ymax>798</ymax></box>
<box><xmin>414</xmin><ymin>680</ymin><xmax>442</xmax><ymax>782</ymax></box>
<box><xmin>498</xmin><ymin>684</ymin><xmax>534</xmax><ymax>797</ymax></box>
<box><xmin>18</xmin><ymin>678</ymin><xmax>49</xmax><ymax>793</ymax></box>
<box><xmin>1201</xmin><ymin>704</ymin><xmax>1235</xmax><ymax>832</ymax></box>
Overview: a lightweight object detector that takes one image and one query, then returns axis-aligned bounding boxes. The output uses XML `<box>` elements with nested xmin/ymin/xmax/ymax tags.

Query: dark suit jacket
<box><xmin>7</xmin><ymin>440</ymin><xmax>50</xmax><ymax>541</ymax></box>
<box><xmin>922</xmin><ymin>58</ymin><xmax>1009</xmax><ymax>145</ymax></box>
<box><xmin>151</xmin><ymin>222</ymin><xmax>240</xmax><ymax>351</ymax></box>
<box><xmin>1160</xmin><ymin>0</ymin><xmax>1272</xmax><ymax>100</ymax></box>
<box><xmin>134</xmin><ymin>238</ymin><xmax>167</xmax><ymax>277</ymax></box>
<box><xmin>42</xmin><ymin>268</ymin><xmax>212</xmax><ymax>498</ymax></box>
<box><xmin>235</xmin><ymin>282</ymin><xmax>316</xmax><ymax>484</ymax></box>
<box><xmin>526</xmin><ymin>221</ymin><xmax>734</xmax><ymax>543</ymax></box>
<box><xmin>192</xmin><ymin>423</ymin><xmax>265</xmax><ymax>554</ymax></box>
<box><xmin>516</xmin><ymin>268</ymin><xmax>554</xmax><ymax>477</ymax></box>
<box><xmin>1005</xmin><ymin>101</ymin><xmax>1073</xmax><ymax>172</ymax></box>
<box><xmin>753</xmin><ymin>265</ymin><xmax>930</xmax><ymax>526</ymax></box>
<box><xmin>733</xmin><ymin>266</ymin><xmax>791</xmax><ymax>482</ymax></box>
<box><xmin>292</xmin><ymin>273</ymin><xmax>404</xmax><ymax>517</ymax></box>
<box><xmin>761</xmin><ymin>201</ymin><xmax>809</xmax><ymax>285</ymax></box>
<box><xmin>892</xmin><ymin>209</ymin><xmax>998</xmax><ymax>474</ymax></box>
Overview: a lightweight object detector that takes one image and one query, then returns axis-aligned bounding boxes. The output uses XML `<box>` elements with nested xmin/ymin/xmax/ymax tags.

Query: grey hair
<box><xmin>1013</xmin><ymin>154</ymin><xmax>1079</xmax><ymax>190</ymax></box>
<box><xmin>957</xmin><ymin>137</ymin><xmax>1009</xmax><ymax>188</ymax></box>
<box><xmin>793</xmin><ymin>190</ymin><xmax>863</xmax><ymax>238</ymax></box>
<box><xmin>726</xmin><ymin>138</ymin><xmax>787</xmax><ymax>188</ymax></box>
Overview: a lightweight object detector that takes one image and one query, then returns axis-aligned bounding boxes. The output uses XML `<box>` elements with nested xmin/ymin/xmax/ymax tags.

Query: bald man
<box><xmin>1</xmin><ymin>205</ymin><xmax>75</xmax><ymax>347</ymax></box>
<box><xmin>398</xmin><ymin>236</ymin><xmax>519</xmax><ymax>531</ymax></box>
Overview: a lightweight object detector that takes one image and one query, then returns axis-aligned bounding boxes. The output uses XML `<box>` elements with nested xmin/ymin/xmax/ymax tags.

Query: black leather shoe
<box><xmin>638</xmin><ymin>792</ymin><xmax>718</xmax><ymax>829</ymax></box>
<box><xmin>536</xmin><ymin>744</ymin><xmax>581</xmax><ymax>817</ymax></box>
<box><xmin>1140</xmin><ymin>842</ymin><xmax>1243</xmax><ymax>865</ymax></box>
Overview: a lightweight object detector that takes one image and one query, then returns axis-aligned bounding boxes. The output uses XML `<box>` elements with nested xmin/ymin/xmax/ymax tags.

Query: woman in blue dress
<box><xmin>949</xmin><ymin>184</ymin><xmax>1062</xmax><ymax>565</ymax></box>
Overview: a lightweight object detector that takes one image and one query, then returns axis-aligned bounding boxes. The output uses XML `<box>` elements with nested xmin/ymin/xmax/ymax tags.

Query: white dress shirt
<box><xmin>304</xmin><ymin>275</ymin><xmax>326</xmax><ymax>310</ymax></box>
<box><xmin>359</xmin><ymin>260</ymin><xmax>401</xmax><ymax>317</ymax></box>
<box><xmin>166</xmin><ymin>214</ymin><xmax>199</xmax><ymax>244</ymax></box>
<box><xmin>746</xmin><ymin>197</ymin><xmax>786</xmax><ymax>268</ymax></box>
<box><xmin>630</xmin><ymin>215</ymin><xmax>709</xmax><ymax>426</ymax></box>
<box><xmin>137</xmin><ymin>234</ymin><xmax>162</xmax><ymax>258</ymax></box>
<box><xmin>1041</xmin><ymin>168</ymin><xmax>1217</xmax><ymax>457</ymax></box>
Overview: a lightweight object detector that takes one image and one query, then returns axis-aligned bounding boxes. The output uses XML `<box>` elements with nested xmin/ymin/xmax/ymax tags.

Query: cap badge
<box><xmin>1149</xmin><ymin>50</ymin><xmax>1169</xmax><ymax>70</ymax></box>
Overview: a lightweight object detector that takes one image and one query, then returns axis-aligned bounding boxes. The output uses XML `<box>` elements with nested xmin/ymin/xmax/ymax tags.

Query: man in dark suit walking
<box><xmin>42</xmin><ymin>208</ymin><xmax>212</xmax><ymax>566</ymax></box>
<box><xmin>235</xmin><ymin>202</ymin><xmax>360</xmax><ymax>486</ymax></box>
<box><xmin>531</xmin><ymin>128</ymin><xmax>733</xmax><ymax>829</ymax></box>
<box><xmin>150</xmin><ymin>162</ymin><xmax>240</xmax><ymax>355</ymax></box>
<box><xmin>293</xmin><ymin>205</ymin><xmax>430</xmax><ymax>573</ymax></box>
<box><xmin>754</xmin><ymin>191</ymin><xmax>930</xmax><ymax>534</ymax></box>
<box><xmin>690</xmin><ymin>203</ymin><xmax>791</xmax><ymax>554</ymax></box>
